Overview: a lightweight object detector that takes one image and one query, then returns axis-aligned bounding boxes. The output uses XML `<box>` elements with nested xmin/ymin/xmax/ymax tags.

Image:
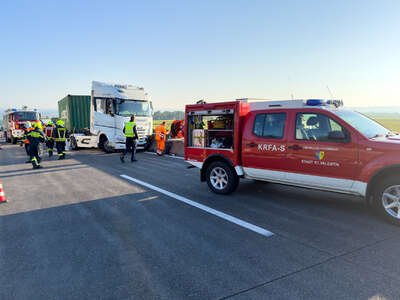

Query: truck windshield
<box><xmin>117</xmin><ymin>100</ymin><xmax>152</xmax><ymax>117</ymax></box>
<box><xmin>333</xmin><ymin>110</ymin><xmax>389</xmax><ymax>138</ymax></box>
<box><xmin>13</xmin><ymin>111</ymin><xmax>38</xmax><ymax>121</ymax></box>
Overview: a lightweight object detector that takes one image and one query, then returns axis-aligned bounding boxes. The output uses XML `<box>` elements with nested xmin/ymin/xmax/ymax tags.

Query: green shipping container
<box><xmin>58</xmin><ymin>95</ymin><xmax>91</xmax><ymax>133</ymax></box>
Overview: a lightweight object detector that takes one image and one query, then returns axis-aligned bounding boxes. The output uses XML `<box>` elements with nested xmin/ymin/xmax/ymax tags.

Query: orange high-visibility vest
<box><xmin>155</xmin><ymin>124</ymin><xmax>166</xmax><ymax>141</ymax></box>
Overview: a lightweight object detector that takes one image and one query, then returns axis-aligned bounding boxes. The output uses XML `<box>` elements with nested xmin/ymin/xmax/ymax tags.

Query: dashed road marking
<box><xmin>120</xmin><ymin>174</ymin><xmax>274</xmax><ymax>237</ymax></box>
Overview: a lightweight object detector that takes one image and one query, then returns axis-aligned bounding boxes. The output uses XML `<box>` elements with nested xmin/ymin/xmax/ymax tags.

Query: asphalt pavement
<box><xmin>1</xmin><ymin>143</ymin><xmax>399</xmax><ymax>299</ymax></box>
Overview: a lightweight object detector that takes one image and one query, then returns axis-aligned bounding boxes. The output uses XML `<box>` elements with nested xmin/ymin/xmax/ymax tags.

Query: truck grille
<box><xmin>137</xmin><ymin>128</ymin><xmax>146</xmax><ymax>138</ymax></box>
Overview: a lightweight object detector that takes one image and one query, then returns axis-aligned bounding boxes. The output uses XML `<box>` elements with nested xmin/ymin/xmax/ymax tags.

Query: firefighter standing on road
<box><xmin>27</xmin><ymin>122</ymin><xmax>45</xmax><ymax>169</ymax></box>
<box><xmin>53</xmin><ymin>119</ymin><xmax>69</xmax><ymax>160</ymax></box>
<box><xmin>44</xmin><ymin>121</ymin><xmax>55</xmax><ymax>157</ymax></box>
<box><xmin>23</xmin><ymin>121</ymin><xmax>34</xmax><ymax>162</ymax></box>
<box><xmin>155</xmin><ymin>121</ymin><xmax>167</xmax><ymax>156</ymax></box>
<box><xmin>120</xmin><ymin>115</ymin><xmax>138</xmax><ymax>163</ymax></box>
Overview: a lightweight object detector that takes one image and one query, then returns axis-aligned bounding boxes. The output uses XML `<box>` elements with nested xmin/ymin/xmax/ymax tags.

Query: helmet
<box><xmin>56</xmin><ymin>119</ymin><xmax>65</xmax><ymax>126</ymax></box>
<box><xmin>25</xmin><ymin>121</ymin><xmax>32</xmax><ymax>128</ymax></box>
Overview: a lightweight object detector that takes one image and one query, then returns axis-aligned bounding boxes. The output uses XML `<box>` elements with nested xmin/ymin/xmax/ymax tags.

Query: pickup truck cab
<box><xmin>184</xmin><ymin>99</ymin><xmax>400</xmax><ymax>225</ymax></box>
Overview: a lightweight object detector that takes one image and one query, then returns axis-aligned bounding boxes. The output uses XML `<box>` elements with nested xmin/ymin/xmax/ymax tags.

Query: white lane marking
<box><xmin>120</xmin><ymin>174</ymin><xmax>274</xmax><ymax>237</ymax></box>
<box><xmin>144</xmin><ymin>151</ymin><xmax>184</xmax><ymax>160</ymax></box>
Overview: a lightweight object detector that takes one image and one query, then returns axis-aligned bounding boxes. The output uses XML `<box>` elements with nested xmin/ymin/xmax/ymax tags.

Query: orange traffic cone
<box><xmin>0</xmin><ymin>181</ymin><xmax>7</xmax><ymax>203</ymax></box>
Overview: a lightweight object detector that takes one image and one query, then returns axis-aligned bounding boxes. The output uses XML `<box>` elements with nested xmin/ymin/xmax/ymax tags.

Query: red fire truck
<box><xmin>2</xmin><ymin>108</ymin><xmax>40</xmax><ymax>144</ymax></box>
<box><xmin>184</xmin><ymin>99</ymin><xmax>400</xmax><ymax>224</ymax></box>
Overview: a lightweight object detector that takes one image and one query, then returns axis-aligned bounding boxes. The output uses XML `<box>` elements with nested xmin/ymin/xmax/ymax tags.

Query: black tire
<box><xmin>70</xmin><ymin>136</ymin><xmax>78</xmax><ymax>150</ymax></box>
<box><xmin>143</xmin><ymin>135</ymin><xmax>153</xmax><ymax>151</ymax></box>
<box><xmin>206</xmin><ymin>161</ymin><xmax>239</xmax><ymax>195</ymax></box>
<box><xmin>373</xmin><ymin>176</ymin><xmax>400</xmax><ymax>226</ymax></box>
<box><xmin>102</xmin><ymin>138</ymin><xmax>113</xmax><ymax>153</ymax></box>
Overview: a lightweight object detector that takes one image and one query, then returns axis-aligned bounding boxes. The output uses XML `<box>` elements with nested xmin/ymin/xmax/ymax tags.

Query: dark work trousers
<box><xmin>24</xmin><ymin>143</ymin><xmax>30</xmax><ymax>156</ymax></box>
<box><xmin>122</xmin><ymin>137</ymin><xmax>137</xmax><ymax>161</ymax></box>
<box><xmin>29</xmin><ymin>143</ymin><xmax>40</xmax><ymax>168</ymax></box>
<box><xmin>56</xmin><ymin>141</ymin><xmax>66</xmax><ymax>158</ymax></box>
<box><xmin>46</xmin><ymin>139</ymin><xmax>55</xmax><ymax>156</ymax></box>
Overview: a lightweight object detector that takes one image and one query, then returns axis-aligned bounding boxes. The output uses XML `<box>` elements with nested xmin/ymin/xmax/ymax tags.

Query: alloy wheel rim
<box><xmin>210</xmin><ymin>167</ymin><xmax>228</xmax><ymax>190</ymax></box>
<box><xmin>382</xmin><ymin>185</ymin><xmax>400</xmax><ymax>219</ymax></box>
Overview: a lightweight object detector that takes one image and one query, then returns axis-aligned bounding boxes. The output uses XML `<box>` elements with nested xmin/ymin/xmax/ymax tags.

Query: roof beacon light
<box><xmin>306</xmin><ymin>99</ymin><xmax>324</xmax><ymax>106</ymax></box>
<box><xmin>306</xmin><ymin>99</ymin><xmax>343</xmax><ymax>108</ymax></box>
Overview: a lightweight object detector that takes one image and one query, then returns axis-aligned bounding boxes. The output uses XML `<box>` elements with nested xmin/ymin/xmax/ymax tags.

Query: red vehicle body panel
<box><xmin>184</xmin><ymin>99</ymin><xmax>400</xmax><ymax>197</ymax></box>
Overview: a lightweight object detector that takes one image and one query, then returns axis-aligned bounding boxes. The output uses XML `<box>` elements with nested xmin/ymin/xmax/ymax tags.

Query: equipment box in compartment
<box><xmin>187</xmin><ymin>112</ymin><xmax>234</xmax><ymax>149</ymax></box>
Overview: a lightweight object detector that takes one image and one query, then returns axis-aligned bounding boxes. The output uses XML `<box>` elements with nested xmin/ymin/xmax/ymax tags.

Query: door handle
<box><xmin>288</xmin><ymin>144</ymin><xmax>303</xmax><ymax>150</ymax></box>
<box><xmin>246</xmin><ymin>142</ymin><xmax>257</xmax><ymax>148</ymax></box>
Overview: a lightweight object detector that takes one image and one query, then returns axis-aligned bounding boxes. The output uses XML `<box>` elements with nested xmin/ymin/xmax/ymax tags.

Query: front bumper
<box><xmin>12</xmin><ymin>130</ymin><xmax>24</xmax><ymax>138</ymax></box>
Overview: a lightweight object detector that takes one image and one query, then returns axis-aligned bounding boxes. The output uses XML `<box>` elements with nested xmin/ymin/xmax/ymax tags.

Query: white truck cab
<box><xmin>71</xmin><ymin>81</ymin><xmax>153</xmax><ymax>152</ymax></box>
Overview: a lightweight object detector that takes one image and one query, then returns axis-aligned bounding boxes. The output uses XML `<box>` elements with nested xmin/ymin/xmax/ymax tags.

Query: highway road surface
<box><xmin>1</xmin><ymin>143</ymin><xmax>399</xmax><ymax>299</ymax></box>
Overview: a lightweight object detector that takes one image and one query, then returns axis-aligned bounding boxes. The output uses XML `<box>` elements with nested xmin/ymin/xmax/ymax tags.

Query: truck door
<box><xmin>241</xmin><ymin>111</ymin><xmax>289</xmax><ymax>181</ymax></box>
<box><xmin>93</xmin><ymin>98</ymin><xmax>116</xmax><ymax>135</ymax></box>
<box><xmin>286</xmin><ymin>111</ymin><xmax>358</xmax><ymax>192</ymax></box>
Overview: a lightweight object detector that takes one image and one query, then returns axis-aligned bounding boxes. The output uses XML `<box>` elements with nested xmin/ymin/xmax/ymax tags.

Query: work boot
<box><xmin>131</xmin><ymin>158</ymin><xmax>137</xmax><ymax>162</ymax></box>
<box><xmin>120</xmin><ymin>155</ymin><xmax>125</xmax><ymax>163</ymax></box>
<box><xmin>33</xmin><ymin>165</ymin><xmax>43</xmax><ymax>169</ymax></box>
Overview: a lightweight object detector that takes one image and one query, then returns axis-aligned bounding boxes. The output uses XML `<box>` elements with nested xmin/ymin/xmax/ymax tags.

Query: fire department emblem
<box><xmin>315</xmin><ymin>151</ymin><xmax>325</xmax><ymax>161</ymax></box>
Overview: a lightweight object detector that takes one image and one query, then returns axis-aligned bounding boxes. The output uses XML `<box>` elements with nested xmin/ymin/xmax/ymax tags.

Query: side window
<box><xmin>295</xmin><ymin>113</ymin><xmax>349</xmax><ymax>142</ymax></box>
<box><xmin>253</xmin><ymin>113</ymin><xmax>286</xmax><ymax>139</ymax></box>
<box><xmin>253</xmin><ymin>114</ymin><xmax>265</xmax><ymax>136</ymax></box>
<box><xmin>95</xmin><ymin>99</ymin><xmax>106</xmax><ymax>113</ymax></box>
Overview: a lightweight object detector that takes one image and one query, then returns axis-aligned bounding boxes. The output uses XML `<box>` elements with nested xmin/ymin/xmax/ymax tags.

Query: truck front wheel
<box><xmin>206</xmin><ymin>161</ymin><xmax>239</xmax><ymax>195</ymax></box>
<box><xmin>374</xmin><ymin>176</ymin><xmax>400</xmax><ymax>226</ymax></box>
<box><xmin>70</xmin><ymin>136</ymin><xmax>78</xmax><ymax>150</ymax></box>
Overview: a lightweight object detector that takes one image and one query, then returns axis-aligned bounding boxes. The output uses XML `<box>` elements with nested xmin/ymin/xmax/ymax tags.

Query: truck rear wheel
<box><xmin>206</xmin><ymin>161</ymin><xmax>239</xmax><ymax>195</ymax></box>
<box><xmin>373</xmin><ymin>176</ymin><xmax>400</xmax><ymax>226</ymax></box>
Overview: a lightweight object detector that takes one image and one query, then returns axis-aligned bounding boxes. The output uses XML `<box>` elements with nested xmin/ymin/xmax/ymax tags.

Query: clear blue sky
<box><xmin>1</xmin><ymin>0</ymin><xmax>399</xmax><ymax>110</ymax></box>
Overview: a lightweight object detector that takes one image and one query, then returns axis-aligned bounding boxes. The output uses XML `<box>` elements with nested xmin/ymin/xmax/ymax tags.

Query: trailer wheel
<box><xmin>373</xmin><ymin>176</ymin><xmax>400</xmax><ymax>226</ymax></box>
<box><xmin>206</xmin><ymin>161</ymin><xmax>239</xmax><ymax>195</ymax></box>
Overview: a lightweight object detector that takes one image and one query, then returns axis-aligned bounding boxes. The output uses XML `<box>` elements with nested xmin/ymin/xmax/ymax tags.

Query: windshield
<box><xmin>13</xmin><ymin>111</ymin><xmax>38</xmax><ymax>121</ymax></box>
<box><xmin>117</xmin><ymin>100</ymin><xmax>152</xmax><ymax>117</ymax></box>
<box><xmin>333</xmin><ymin>110</ymin><xmax>389</xmax><ymax>138</ymax></box>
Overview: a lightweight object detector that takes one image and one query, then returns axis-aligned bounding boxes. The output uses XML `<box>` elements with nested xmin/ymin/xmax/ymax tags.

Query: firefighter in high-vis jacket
<box><xmin>120</xmin><ymin>115</ymin><xmax>138</xmax><ymax>163</ymax></box>
<box><xmin>53</xmin><ymin>119</ymin><xmax>69</xmax><ymax>160</ymax></box>
<box><xmin>23</xmin><ymin>121</ymin><xmax>34</xmax><ymax>162</ymax></box>
<box><xmin>44</xmin><ymin>121</ymin><xmax>55</xmax><ymax>157</ymax></box>
<box><xmin>27</xmin><ymin>122</ymin><xmax>45</xmax><ymax>169</ymax></box>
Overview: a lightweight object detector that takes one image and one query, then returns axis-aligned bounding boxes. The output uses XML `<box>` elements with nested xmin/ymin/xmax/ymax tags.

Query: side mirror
<box><xmin>328</xmin><ymin>130</ymin><xmax>346</xmax><ymax>140</ymax></box>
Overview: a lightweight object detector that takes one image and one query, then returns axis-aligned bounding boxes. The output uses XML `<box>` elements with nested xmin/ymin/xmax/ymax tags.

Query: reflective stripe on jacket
<box><xmin>45</xmin><ymin>126</ymin><xmax>54</xmax><ymax>139</ymax></box>
<box><xmin>55</xmin><ymin>128</ymin><xmax>67</xmax><ymax>142</ymax></box>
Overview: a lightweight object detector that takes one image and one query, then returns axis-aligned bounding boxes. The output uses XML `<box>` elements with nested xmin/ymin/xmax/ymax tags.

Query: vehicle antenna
<box><xmin>288</xmin><ymin>76</ymin><xmax>294</xmax><ymax>100</ymax></box>
<box><xmin>326</xmin><ymin>85</ymin><xmax>335</xmax><ymax>99</ymax></box>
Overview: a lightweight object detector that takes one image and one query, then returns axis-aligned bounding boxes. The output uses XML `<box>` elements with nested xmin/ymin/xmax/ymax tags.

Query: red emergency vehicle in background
<box><xmin>2</xmin><ymin>108</ymin><xmax>40</xmax><ymax>144</ymax></box>
<box><xmin>184</xmin><ymin>99</ymin><xmax>400</xmax><ymax>225</ymax></box>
